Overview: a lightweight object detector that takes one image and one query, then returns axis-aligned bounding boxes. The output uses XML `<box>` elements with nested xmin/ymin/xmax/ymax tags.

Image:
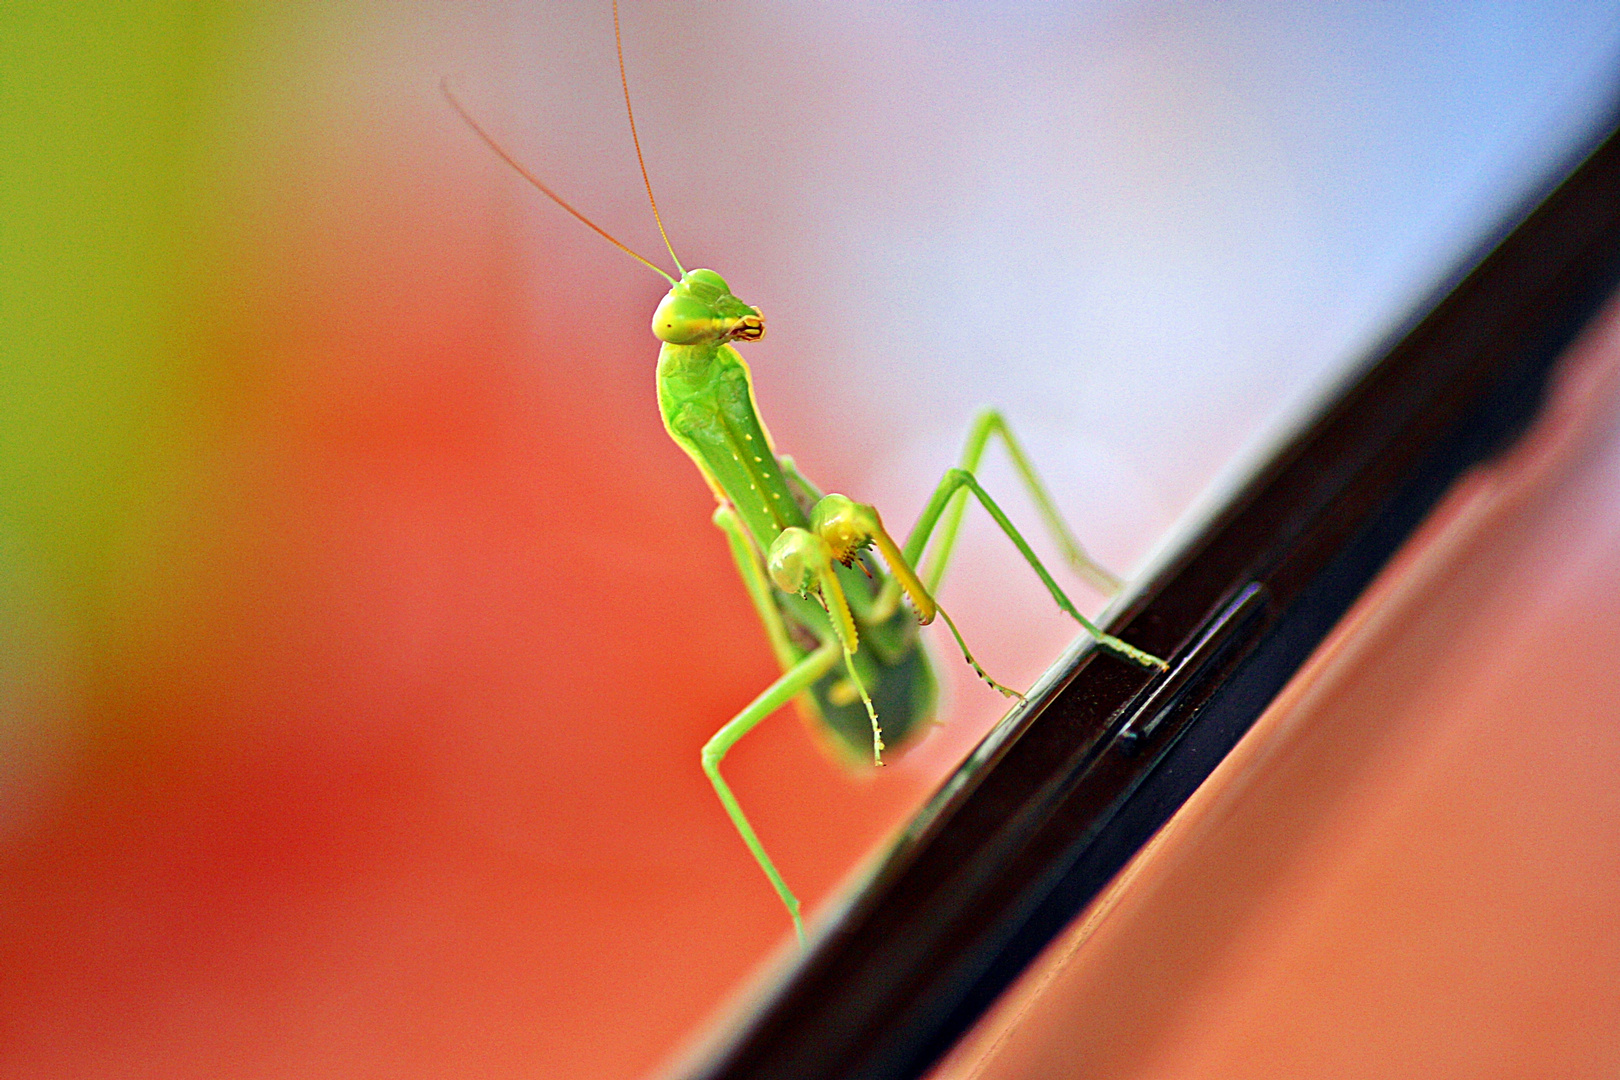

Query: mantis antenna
<box><xmin>613</xmin><ymin>0</ymin><xmax>686</xmax><ymax>277</ymax></box>
<box><xmin>440</xmin><ymin>74</ymin><xmax>677</xmax><ymax>286</ymax></box>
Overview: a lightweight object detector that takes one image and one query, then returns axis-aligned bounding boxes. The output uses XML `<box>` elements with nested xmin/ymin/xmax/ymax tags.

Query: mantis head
<box><xmin>653</xmin><ymin>269</ymin><xmax>766</xmax><ymax>345</ymax></box>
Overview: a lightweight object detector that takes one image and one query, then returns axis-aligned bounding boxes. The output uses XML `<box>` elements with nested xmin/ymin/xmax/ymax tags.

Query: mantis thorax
<box><xmin>654</xmin><ymin>271</ymin><xmax>803</xmax><ymax>550</ymax></box>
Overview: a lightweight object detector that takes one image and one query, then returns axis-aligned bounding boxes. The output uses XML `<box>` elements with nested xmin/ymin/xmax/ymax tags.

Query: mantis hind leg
<box><xmin>702</xmin><ymin>640</ymin><xmax>844</xmax><ymax>945</ymax></box>
<box><xmin>902</xmin><ymin>463</ymin><xmax>1166</xmax><ymax>672</ymax></box>
<box><xmin>923</xmin><ymin>408</ymin><xmax>1121</xmax><ymax>596</ymax></box>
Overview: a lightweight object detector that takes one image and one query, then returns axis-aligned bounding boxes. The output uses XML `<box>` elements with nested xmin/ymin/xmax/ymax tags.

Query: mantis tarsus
<box><xmin>444</xmin><ymin>2</ymin><xmax>1166</xmax><ymax>945</ymax></box>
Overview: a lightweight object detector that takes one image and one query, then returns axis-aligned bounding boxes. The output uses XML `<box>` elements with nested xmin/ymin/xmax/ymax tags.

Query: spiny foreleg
<box><xmin>795</xmin><ymin>493</ymin><xmax>1027</xmax><ymax>702</ymax></box>
<box><xmin>767</xmin><ymin>525</ymin><xmax>884</xmax><ymax>762</ymax></box>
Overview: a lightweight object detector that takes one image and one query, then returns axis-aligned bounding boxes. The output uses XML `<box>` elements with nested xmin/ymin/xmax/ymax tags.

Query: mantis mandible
<box><xmin>444</xmin><ymin>2</ymin><xmax>1166</xmax><ymax>944</ymax></box>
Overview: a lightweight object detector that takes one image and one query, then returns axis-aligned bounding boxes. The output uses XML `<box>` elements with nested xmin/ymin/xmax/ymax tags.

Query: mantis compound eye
<box><xmin>652</xmin><ymin>292</ymin><xmax>717</xmax><ymax>344</ymax></box>
<box><xmin>683</xmin><ymin>268</ymin><xmax>729</xmax><ymax>297</ymax></box>
<box><xmin>767</xmin><ymin>527</ymin><xmax>826</xmax><ymax>596</ymax></box>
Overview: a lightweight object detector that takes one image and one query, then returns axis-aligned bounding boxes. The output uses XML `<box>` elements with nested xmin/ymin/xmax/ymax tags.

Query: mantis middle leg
<box><xmin>707</xmin><ymin>505</ymin><xmax>873</xmax><ymax>943</ymax></box>
<box><xmin>701</xmin><ymin>634</ymin><xmax>842</xmax><ymax>947</ymax></box>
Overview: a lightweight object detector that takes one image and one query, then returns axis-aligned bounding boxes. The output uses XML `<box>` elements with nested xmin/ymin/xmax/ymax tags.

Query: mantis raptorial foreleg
<box><xmin>701</xmin><ymin>638</ymin><xmax>842</xmax><ymax>946</ymax></box>
<box><xmin>773</xmin><ymin>492</ymin><xmax>1028</xmax><ymax>704</ymax></box>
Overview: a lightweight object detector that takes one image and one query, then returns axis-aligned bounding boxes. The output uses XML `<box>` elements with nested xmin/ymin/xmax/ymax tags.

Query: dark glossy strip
<box><xmin>1115</xmin><ymin>582</ymin><xmax>1269</xmax><ymax>752</ymax></box>
<box><xmin>685</xmin><ymin>109</ymin><xmax>1620</xmax><ymax>1080</ymax></box>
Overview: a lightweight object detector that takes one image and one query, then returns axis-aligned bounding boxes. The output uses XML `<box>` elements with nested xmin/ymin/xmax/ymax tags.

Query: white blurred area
<box><xmin>456</xmin><ymin>0</ymin><xmax>1620</xmax><ymax>759</ymax></box>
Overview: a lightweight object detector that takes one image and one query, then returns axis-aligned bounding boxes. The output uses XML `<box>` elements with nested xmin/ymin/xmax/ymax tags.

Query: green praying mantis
<box><xmin>444</xmin><ymin>2</ymin><xmax>1165</xmax><ymax>945</ymax></box>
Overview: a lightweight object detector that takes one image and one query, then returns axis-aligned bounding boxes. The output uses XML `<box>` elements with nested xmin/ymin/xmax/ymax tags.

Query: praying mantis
<box><xmin>444</xmin><ymin>2</ymin><xmax>1165</xmax><ymax>945</ymax></box>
